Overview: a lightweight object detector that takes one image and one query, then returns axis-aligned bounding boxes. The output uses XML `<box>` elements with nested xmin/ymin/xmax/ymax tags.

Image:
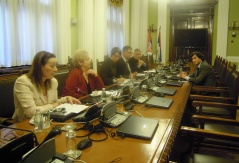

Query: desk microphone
<box><xmin>75</xmin><ymin>87</ymin><xmax>100</xmax><ymax>103</ymax></box>
<box><xmin>75</xmin><ymin>87</ymin><xmax>88</xmax><ymax>95</ymax></box>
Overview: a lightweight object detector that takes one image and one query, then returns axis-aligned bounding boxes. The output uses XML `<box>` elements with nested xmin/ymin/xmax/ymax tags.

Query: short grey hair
<box><xmin>73</xmin><ymin>49</ymin><xmax>89</xmax><ymax>68</ymax></box>
<box><xmin>134</xmin><ymin>49</ymin><xmax>141</xmax><ymax>53</ymax></box>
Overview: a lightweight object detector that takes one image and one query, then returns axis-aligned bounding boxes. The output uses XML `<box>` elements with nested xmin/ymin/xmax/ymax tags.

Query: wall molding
<box><xmin>227</xmin><ymin>56</ymin><xmax>239</xmax><ymax>70</ymax></box>
<box><xmin>227</xmin><ymin>56</ymin><xmax>239</xmax><ymax>62</ymax></box>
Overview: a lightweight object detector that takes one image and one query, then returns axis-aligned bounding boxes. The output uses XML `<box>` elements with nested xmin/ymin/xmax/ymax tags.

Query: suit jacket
<box><xmin>61</xmin><ymin>68</ymin><xmax>104</xmax><ymax>98</ymax></box>
<box><xmin>12</xmin><ymin>75</ymin><xmax>68</xmax><ymax>121</ymax></box>
<box><xmin>100</xmin><ymin>58</ymin><xmax>117</xmax><ymax>85</ymax></box>
<box><xmin>116</xmin><ymin>57</ymin><xmax>130</xmax><ymax>78</ymax></box>
<box><xmin>189</xmin><ymin>60</ymin><xmax>215</xmax><ymax>86</ymax></box>
<box><xmin>128</xmin><ymin>57</ymin><xmax>148</xmax><ymax>73</ymax></box>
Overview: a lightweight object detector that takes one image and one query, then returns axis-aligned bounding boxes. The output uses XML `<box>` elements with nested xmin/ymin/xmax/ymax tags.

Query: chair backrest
<box><xmin>213</xmin><ymin>55</ymin><xmax>220</xmax><ymax>69</ymax></box>
<box><xmin>54</xmin><ymin>70</ymin><xmax>69</xmax><ymax>98</ymax></box>
<box><xmin>228</xmin><ymin>62</ymin><xmax>237</xmax><ymax>71</ymax></box>
<box><xmin>67</xmin><ymin>56</ymin><xmax>74</xmax><ymax>71</ymax></box>
<box><xmin>0</xmin><ymin>76</ymin><xmax>17</xmax><ymax>118</ymax></box>
<box><xmin>226</xmin><ymin>70</ymin><xmax>239</xmax><ymax>104</ymax></box>
<box><xmin>97</xmin><ymin>59</ymin><xmax>104</xmax><ymax>75</ymax></box>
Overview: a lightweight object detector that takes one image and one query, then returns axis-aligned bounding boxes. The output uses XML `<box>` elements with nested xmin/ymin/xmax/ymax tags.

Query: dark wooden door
<box><xmin>169</xmin><ymin>8</ymin><xmax>214</xmax><ymax>64</ymax></box>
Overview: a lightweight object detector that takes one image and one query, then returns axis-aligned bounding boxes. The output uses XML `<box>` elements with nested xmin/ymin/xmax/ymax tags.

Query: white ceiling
<box><xmin>168</xmin><ymin>0</ymin><xmax>218</xmax><ymax>10</ymax></box>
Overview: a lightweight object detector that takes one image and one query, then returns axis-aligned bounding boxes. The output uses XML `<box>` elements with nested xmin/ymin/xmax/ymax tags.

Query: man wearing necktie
<box><xmin>116</xmin><ymin>46</ymin><xmax>137</xmax><ymax>79</ymax></box>
<box><xmin>180</xmin><ymin>51</ymin><xmax>215</xmax><ymax>86</ymax></box>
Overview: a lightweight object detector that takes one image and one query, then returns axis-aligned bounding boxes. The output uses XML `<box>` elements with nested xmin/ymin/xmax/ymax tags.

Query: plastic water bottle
<box><xmin>101</xmin><ymin>88</ymin><xmax>107</xmax><ymax>102</ymax></box>
<box><xmin>34</xmin><ymin>108</ymin><xmax>43</xmax><ymax>132</ymax></box>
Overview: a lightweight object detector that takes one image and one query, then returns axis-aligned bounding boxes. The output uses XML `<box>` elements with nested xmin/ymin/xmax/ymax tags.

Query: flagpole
<box><xmin>157</xmin><ymin>26</ymin><xmax>162</xmax><ymax>65</ymax></box>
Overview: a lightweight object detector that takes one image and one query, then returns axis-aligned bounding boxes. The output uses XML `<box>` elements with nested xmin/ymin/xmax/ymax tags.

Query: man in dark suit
<box><xmin>100</xmin><ymin>47</ymin><xmax>125</xmax><ymax>85</ymax></box>
<box><xmin>116</xmin><ymin>45</ymin><xmax>136</xmax><ymax>78</ymax></box>
<box><xmin>129</xmin><ymin>49</ymin><xmax>148</xmax><ymax>73</ymax></box>
<box><xmin>180</xmin><ymin>51</ymin><xmax>215</xmax><ymax>86</ymax></box>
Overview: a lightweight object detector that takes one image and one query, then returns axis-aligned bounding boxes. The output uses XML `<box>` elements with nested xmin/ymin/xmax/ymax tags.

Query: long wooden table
<box><xmin>11</xmin><ymin>78</ymin><xmax>191</xmax><ymax>163</ymax></box>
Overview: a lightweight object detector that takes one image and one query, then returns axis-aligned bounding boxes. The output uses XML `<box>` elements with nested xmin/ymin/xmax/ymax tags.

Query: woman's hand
<box><xmin>85</xmin><ymin>69</ymin><xmax>98</xmax><ymax>77</ymax></box>
<box><xmin>66</xmin><ymin>96</ymin><xmax>81</xmax><ymax>104</ymax></box>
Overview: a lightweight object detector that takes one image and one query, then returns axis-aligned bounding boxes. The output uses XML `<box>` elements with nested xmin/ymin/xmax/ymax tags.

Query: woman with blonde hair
<box><xmin>62</xmin><ymin>49</ymin><xmax>104</xmax><ymax>98</ymax></box>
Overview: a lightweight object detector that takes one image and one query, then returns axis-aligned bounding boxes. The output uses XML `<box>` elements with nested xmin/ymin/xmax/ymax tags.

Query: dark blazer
<box><xmin>189</xmin><ymin>60</ymin><xmax>215</xmax><ymax>86</ymax></box>
<box><xmin>100</xmin><ymin>58</ymin><xmax>117</xmax><ymax>85</ymax></box>
<box><xmin>116</xmin><ymin>57</ymin><xmax>130</xmax><ymax>78</ymax></box>
<box><xmin>128</xmin><ymin>57</ymin><xmax>148</xmax><ymax>73</ymax></box>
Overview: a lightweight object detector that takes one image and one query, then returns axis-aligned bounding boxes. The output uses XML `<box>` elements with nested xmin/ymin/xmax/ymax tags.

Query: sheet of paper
<box><xmin>55</xmin><ymin>104</ymin><xmax>88</xmax><ymax>114</ymax></box>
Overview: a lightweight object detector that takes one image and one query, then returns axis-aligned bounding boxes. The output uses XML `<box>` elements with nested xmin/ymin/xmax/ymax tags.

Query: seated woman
<box><xmin>100</xmin><ymin>47</ymin><xmax>125</xmax><ymax>85</ymax></box>
<box><xmin>61</xmin><ymin>49</ymin><xmax>104</xmax><ymax>98</ymax></box>
<box><xmin>13</xmin><ymin>51</ymin><xmax>80</xmax><ymax>121</ymax></box>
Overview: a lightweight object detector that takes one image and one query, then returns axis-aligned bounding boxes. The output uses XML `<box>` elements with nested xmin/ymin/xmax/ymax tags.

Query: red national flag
<box><xmin>147</xmin><ymin>30</ymin><xmax>152</xmax><ymax>53</ymax></box>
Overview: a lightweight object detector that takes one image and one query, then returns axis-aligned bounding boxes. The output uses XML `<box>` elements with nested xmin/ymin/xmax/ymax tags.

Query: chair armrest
<box><xmin>192</xmin><ymin>100</ymin><xmax>239</xmax><ymax>109</ymax></box>
<box><xmin>215</xmin><ymin>75</ymin><xmax>221</xmax><ymax>79</ymax></box>
<box><xmin>191</xmin><ymin>115</ymin><xmax>239</xmax><ymax>126</ymax></box>
<box><xmin>192</xmin><ymin>86</ymin><xmax>228</xmax><ymax>89</ymax></box>
<box><xmin>190</xmin><ymin>95</ymin><xmax>235</xmax><ymax>103</ymax></box>
<box><xmin>181</xmin><ymin>126</ymin><xmax>239</xmax><ymax>141</ymax></box>
<box><xmin>192</xmin><ymin>86</ymin><xmax>229</xmax><ymax>93</ymax></box>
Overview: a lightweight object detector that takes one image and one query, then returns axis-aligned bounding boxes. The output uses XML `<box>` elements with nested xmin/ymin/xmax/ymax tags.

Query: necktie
<box><xmin>126</xmin><ymin>60</ymin><xmax>131</xmax><ymax>73</ymax></box>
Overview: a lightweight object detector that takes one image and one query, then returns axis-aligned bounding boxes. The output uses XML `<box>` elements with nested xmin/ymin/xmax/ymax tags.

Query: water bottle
<box><xmin>34</xmin><ymin>108</ymin><xmax>43</xmax><ymax>132</ymax></box>
<box><xmin>101</xmin><ymin>88</ymin><xmax>107</xmax><ymax>102</ymax></box>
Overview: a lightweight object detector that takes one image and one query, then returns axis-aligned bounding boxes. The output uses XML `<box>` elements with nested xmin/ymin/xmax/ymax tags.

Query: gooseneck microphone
<box><xmin>75</xmin><ymin>87</ymin><xmax>100</xmax><ymax>104</ymax></box>
<box><xmin>75</xmin><ymin>87</ymin><xmax>88</xmax><ymax>95</ymax></box>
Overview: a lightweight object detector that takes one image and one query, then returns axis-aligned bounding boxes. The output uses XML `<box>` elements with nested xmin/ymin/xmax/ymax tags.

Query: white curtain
<box><xmin>77</xmin><ymin>0</ymin><xmax>107</xmax><ymax>70</ymax></box>
<box><xmin>130</xmin><ymin>0</ymin><xmax>148</xmax><ymax>54</ymax></box>
<box><xmin>0</xmin><ymin>0</ymin><xmax>70</xmax><ymax>67</ymax></box>
<box><xmin>107</xmin><ymin>2</ymin><xmax>124</xmax><ymax>56</ymax></box>
<box><xmin>216</xmin><ymin>0</ymin><xmax>229</xmax><ymax>58</ymax></box>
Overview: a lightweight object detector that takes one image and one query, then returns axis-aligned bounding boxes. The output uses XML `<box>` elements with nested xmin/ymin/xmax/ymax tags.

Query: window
<box><xmin>106</xmin><ymin>2</ymin><xmax>124</xmax><ymax>56</ymax></box>
<box><xmin>0</xmin><ymin>0</ymin><xmax>65</xmax><ymax>67</ymax></box>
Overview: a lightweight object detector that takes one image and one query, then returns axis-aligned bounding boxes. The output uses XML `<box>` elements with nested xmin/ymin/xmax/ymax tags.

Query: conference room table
<box><xmin>13</xmin><ymin>64</ymin><xmax>193</xmax><ymax>163</ymax></box>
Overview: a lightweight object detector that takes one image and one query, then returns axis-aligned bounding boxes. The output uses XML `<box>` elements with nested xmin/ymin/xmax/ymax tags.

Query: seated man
<box><xmin>116</xmin><ymin>45</ymin><xmax>136</xmax><ymax>79</ymax></box>
<box><xmin>180</xmin><ymin>51</ymin><xmax>215</xmax><ymax>86</ymax></box>
<box><xmin>129</xmin><ymin>48</ymin><xmax>148</xmax><ymax>73</ymax></box>
<box><xmin>100</xmin><ymin>47</ymin><xmax>125</xmax><ymax>85</ymax></box>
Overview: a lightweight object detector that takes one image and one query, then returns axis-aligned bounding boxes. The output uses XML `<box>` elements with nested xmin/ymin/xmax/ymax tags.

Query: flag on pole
<box><xmin>157</xmin><ymin>27</ymin><xmax>162</xmax><ymax>62</ymax></box>
<box><xmin>147</xmin><ymin>30</ymin><xmax>152</xmax><ymax>54</ymax></box>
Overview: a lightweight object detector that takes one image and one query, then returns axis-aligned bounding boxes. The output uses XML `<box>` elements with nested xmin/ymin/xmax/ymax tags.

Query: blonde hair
<box><xmin>73</xmin><ymin>49</ymin><xmax>89</xmax><ymax>68</ymax></box>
